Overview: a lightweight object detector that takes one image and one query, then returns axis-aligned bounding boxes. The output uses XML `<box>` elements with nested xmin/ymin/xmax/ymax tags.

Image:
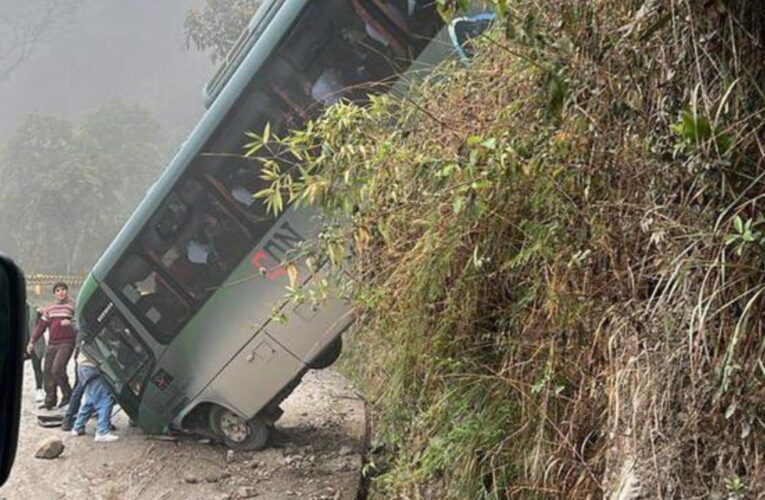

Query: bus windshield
<box><xmin>81</xmin><ymin>291</ymin><xmax>153</xmax><ymax>398</ymax></box>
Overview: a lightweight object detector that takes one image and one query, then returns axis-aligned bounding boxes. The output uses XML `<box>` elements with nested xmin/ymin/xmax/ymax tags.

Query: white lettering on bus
<box><xmin>251</xmin><ymin>222</ymin><xmax>304</xmax><ymax>281</ymax></box>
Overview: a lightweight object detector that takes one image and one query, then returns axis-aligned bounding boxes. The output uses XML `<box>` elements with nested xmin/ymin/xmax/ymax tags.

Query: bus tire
<box><xmin>309</xmin><ymin>337</ymin><xmax>343</xmax><ymax>369</ymax></box>
<box><xmin>209</xmin><ymin>406</ymin><xmax>270</xmax><ymax>451</ymax></box>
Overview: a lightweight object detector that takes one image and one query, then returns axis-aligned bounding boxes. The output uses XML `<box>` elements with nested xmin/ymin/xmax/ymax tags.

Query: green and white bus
<box><xmin>75</xmin><ymin>0</ymin><xmax>446</xmax><ymax>450</ymax></box>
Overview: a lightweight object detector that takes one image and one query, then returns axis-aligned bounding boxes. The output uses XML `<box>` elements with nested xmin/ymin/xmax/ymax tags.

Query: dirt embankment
<box><xmin>1</xmin><ymin>367</ymin><xmax>367</xmax><ymax>500</ymax></box>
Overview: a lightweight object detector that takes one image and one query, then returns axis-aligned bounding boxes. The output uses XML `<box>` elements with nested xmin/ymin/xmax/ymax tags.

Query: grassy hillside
<box><xmin>258</xmin><ymin>0</ymin><xmax>765</xmax><ymax>497</ymax></box>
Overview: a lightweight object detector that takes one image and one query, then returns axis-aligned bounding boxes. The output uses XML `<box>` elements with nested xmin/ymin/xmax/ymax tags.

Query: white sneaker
<box><xmin>35</xmin><ymin>389</ymin><xmax>45</xmax><ymax>403</ymax></box>
<box><xmin>94</xmin><ymin>432</ymin><xmax>119</xmax><ymax>443</ymax></box>
<box><xmin>71</xmin><ymin>429</ymin><xmax>85</xmax><ymax>437</ymax></box>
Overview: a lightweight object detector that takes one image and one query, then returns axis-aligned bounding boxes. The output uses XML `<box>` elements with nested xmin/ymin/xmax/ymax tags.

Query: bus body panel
<box><xmin>177</xmin><ymin>331</ymin><xmax>303</xmax><ymax>424</ymax></box>
<box><xmin>76</xmin><ymin>274</ymin><xmax>99</xmax><ymax>312</ymax></box>
<box><xmin>266</xmin><ymin>270</ymin><xmax>354</xmax><ymax>363</ymax></box>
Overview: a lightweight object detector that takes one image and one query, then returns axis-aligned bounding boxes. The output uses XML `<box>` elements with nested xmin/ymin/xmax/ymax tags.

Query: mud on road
<box><xmin>1</xmin><ymin>367</ymin><xmax>367</xmax><ymax>500</ymax></box>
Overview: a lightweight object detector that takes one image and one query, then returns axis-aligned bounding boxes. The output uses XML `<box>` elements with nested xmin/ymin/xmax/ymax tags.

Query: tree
<box><xmin>79</xmin><ymin>100</ymin><xmax>168</xmax><ymax>214</ymax></box>
<box><xmin>0</xmin><ymin>113</ymin><xmax>98</xmax><ymax>272</ymax></box>
<box><xmin>0</xmin><ymin>101</ymin><xmax>169</xmax><ymax>274</ymax></box>
<box><xmin>0</xmin><ymin>0</ymin><xmax>84</xmax><ymax>83</ymax></box>
<box><xmin>184</xmin><ymin>0</ymin><xmax>262</xmax><ymax>64</ymax></box>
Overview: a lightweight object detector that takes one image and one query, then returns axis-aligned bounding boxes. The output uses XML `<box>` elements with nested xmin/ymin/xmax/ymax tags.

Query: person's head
<box><xmin>52</xmin><ymin>282</ymin><xmax>68</xmax><ymax>301</ymax></box>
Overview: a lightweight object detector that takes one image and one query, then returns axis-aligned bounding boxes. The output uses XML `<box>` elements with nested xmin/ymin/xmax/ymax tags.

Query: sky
<box><xmin>0</xmin><ymin>0</ymin><xmax>214</xmax><ymax>142</ymax></box>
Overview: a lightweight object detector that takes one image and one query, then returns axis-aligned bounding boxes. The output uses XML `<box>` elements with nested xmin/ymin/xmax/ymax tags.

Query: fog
<box><xmin>0</xmin><ymin>0</ymin><xmax>221</xmax><ymax>274</ymax></box>
<box><xmin>0</xmin><ymin>0</ymin><xmax>213</xmax><ymax>142</ymax></box>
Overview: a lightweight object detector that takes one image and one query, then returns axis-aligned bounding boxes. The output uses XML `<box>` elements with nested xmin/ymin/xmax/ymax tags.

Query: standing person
<box><xmin>61</xmin><ymin>341</ymin><xmax>99</xmax><ymax>432</ymax></box>
<box><xmin>24</xmin><ymin>303</ymin><xmax>47</xmax><ymax>403</ymax></box>
<box><xmin>62</xmin><ymin>317</ymin><xmax>120</xmax><ymax>432</ymax></box>
<box><xmin>70</xmin><ymin>355</ymin><xmax>119</xmax><ymax>443</ymax></box>
<box><xmin>27</xmin><ymin>282</ymin><xmax>77</xmax><ymax>410</ymax></box>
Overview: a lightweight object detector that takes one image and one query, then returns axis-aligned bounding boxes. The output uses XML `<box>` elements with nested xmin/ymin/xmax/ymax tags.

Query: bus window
<box><xmin>204</xmin><ymin>83</ymin><xmax>295</xmax><ymax>159</ymax></box>
<box><xmin>79</xmin><ymin>284</ymin><xmax>114</xmax><ymax>340</ymax></box>
<box><xmin>198</xmin><ymin>156</ymin><xmax>275</xmax><ymax>236</ymax></box>
<box><xmin>279</xmin><ymin>3</ymin><xmax>332</xmax><ymax>71</ymax></box>
<box><xmin>143</xmin><ymin>193</ymin><xmax>190</xmax><ymax>257</ymax></box>
<box><xmin>273</xmin><ymin>10</ymin><xmax>397</xmax><ymax>112</ymax></box>
<box><xmin>262</xmin><ymin>57</ymin><xmax>313</xmax><ymax>122</ymax></box>
<box><xmin>108</xmin><ymin>254</ymin><xmax>192</xmax><ymax>344</ymax></box>
<box><xmin>231</xmin><ymin>87</ymin><xmax>289</xmax><ymax>136</ymax></box>
<box><xmin>308</xmin><ymin>33</ymin><xmax>386</xmax><ymax>106</ymax></box>
<box><xmin>92</xmin><ymin>315</ymin><xmax>151</xmax><ymax>394</ymax></box>
<box><xmin>144</xmin><ymin>179</ymin><xmax>253</xmax><ymax>299</ymax></box>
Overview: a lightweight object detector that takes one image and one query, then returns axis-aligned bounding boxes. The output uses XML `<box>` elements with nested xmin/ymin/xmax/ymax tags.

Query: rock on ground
<box><xmin>236</xmin><ymin>485</ymin><xmax>259</xmax><ymax>498</ymax></box>
<box><xmin>34</xmin><ymin>436</ymin><xmax>64</xmax><ymax>459</ymax></box>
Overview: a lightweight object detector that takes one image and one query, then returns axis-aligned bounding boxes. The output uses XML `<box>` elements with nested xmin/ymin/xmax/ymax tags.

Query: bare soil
<box><xmin>1</xmin><ymin>364</ymin><xmax>367</xmax><ymax>500</ymax></box>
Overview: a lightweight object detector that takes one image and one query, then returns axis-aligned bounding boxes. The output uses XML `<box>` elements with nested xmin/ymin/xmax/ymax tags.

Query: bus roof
<box><xmin>88</xmin><ymin>0</ymin><xmax>309</xmax><ymax>283</ymax></box>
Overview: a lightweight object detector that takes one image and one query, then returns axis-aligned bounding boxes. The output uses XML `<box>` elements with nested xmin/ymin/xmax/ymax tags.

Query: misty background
<box><xmin>0</xmin><ymin>0</ymin><xmax>212</xmax><ymax>142</ymax></box>
<box><xmin>0</xmin><ymin>0</ymin><xmax>260</xmax><ymax>274</ymax></box>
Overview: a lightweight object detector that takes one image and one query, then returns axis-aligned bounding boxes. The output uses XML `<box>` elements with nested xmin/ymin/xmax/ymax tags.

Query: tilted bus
<box><xmin>74</xmin><ymin>0</ymin><xmax>446</xmax><ymax>450</ymax></box>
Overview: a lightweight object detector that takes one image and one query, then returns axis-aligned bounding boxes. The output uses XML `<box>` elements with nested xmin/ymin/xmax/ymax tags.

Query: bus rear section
<box><xmin>77</xmin><ymin>0</ymin><xmax>444</xmax><ymax>450</ymax></box>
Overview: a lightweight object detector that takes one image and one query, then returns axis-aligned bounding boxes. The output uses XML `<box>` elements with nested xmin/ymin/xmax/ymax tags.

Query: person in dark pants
<box><xmin>27</xmin><ymin>282</ymin><xmax>77</xmax><ymax>410</ymax></box>
<box><xmin>24</xmin><ymin>303</ymin><xmax>47</xmax><ymax>403</ymax></box>
<box><xmin>30</xmin><ymin>342</ymin><xmax>45</xmax><ymax>402</ymax></box>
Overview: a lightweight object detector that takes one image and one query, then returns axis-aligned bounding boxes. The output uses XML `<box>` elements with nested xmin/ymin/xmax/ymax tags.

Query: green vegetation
<box><xmin>0</xmin><ymin>100</ymin><xmax>169</xmax><ymax>274</ymax></box>
<box><xmin>259</xmin><ymin>0</ymin><xmax>765</xmax><ymax>495</ymax></box>
<box><xmin>184</xmin><ymin>0</ymin><xmax>262</xmax><ymax>63</ymax></box>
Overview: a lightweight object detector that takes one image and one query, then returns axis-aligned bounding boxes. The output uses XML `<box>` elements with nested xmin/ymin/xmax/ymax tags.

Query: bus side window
<box><xmin>278</xmin><ymin>10</ymin><xmax>394</xmax><ymax>110</ymax></box>
<box><xmin>279</xmin><ymin>3</ymin><xmax>332</xmax><ymax>71</ymax></box>
<box><xmin>142</xmin><ymin>194</ymin><xmax>189</xmax><ymax>258</ymax></box>
<box><xmin>234</xmin><ymin>87</ymin><xmax>289</xmax><ymax>137</ymax></box>
<box><xmin>107</xmin><ymin>254</ymin><xmax>191</xmax><ymax>344</ymax></box>
<box><xmin>79</xmin><ymin>286</ymin><xmax>113</xmax><ymax>339</ymax></box>
<box><xmin>205</xmin><ymin>84</ymin><xmax>291</xmax><ymax>157</ymax></box>
<box><xmin>262</xmin><ymin>57</ymin><xmax>312</xmax><ymax>122</ymax></box>
<box><xmin>153</xmin><ymin>179</ymin><xmax>253</xmax><ymax>299</ymax></box>
<box><xmin>198</xmin><ymin>155</ymin><xmax>274</xmax><ymax>236</ymax></box>
<box><xmin>308</xmin><ymin>32</ymin><xmax>386</xmax><ymax>106</ymax></box>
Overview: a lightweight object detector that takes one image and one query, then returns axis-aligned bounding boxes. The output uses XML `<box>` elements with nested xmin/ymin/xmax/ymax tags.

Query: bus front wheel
<box><xmin>209</xmin><ymin>406</ymin><xmax>270</xmax><ymax>451</ymax></box>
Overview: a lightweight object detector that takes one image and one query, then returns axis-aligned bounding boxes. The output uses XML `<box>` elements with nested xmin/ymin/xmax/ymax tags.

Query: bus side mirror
<box><xmin>448</xmin><ymin>13</ymin><xmax>496</xmax><ymax>63</ymax></box>
<box><xmin>0</xmin><ymin>255</ymin><xmax>24</xmax><ymax>487</ymax></box>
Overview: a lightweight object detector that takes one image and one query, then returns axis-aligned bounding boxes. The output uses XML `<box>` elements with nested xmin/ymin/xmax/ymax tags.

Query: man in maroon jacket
<box><xmin>27</xmin><ymin>282</ymin><xmax>76</xmax><ymax>410</ymax></box>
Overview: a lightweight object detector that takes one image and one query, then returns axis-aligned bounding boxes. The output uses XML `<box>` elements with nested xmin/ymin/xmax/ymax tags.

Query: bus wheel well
<box><xmin>309</xmin><ymin>336</ymin><xmax>343</xmax><ymax>369</ymax></box>
<box><xmin>180</xmin><ymin>403</ymin><xmax>219</xmax><ymax>436</ymax></box>
<box><xmin>208</xmin><ymin>406</ymin><xmax>270</xmax><ymax>451</ymax></box>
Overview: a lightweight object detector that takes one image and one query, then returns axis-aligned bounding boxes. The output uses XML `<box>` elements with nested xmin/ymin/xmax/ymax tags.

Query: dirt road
<box><xmin>0</xmin><ymin>365</ymin><xmax>366</xmax><ymax>500</ymax></box>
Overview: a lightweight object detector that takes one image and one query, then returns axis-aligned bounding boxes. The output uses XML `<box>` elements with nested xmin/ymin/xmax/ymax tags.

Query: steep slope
<box><xmin>260</xmin><ymin>1</ymin><xmax>765</xmax><ymax>497</ymax></box>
